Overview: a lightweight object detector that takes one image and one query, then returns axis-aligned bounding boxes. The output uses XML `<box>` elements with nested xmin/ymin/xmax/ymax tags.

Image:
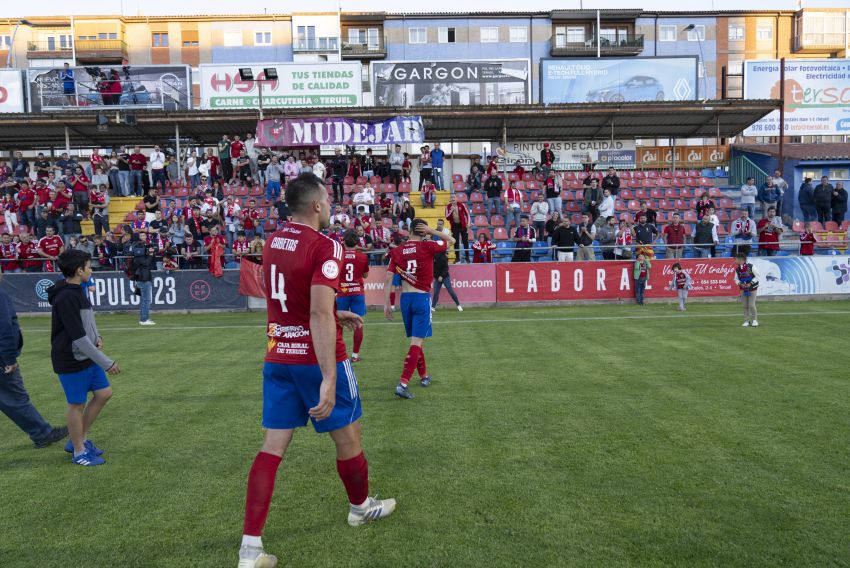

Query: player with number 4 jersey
<box><xmin>384</xmin><ymin>218</ymin><xmax>455</xmax><ymax>400</ymax></box>
<box><xmin>337</xmin><ymin>230</ymin><xmax>370</xmax><ymax>363</ymax></box>
<box><xmin>238</xmin><ymin>173</ymin><xmax>395</xmax><ymax>568</ymax></box>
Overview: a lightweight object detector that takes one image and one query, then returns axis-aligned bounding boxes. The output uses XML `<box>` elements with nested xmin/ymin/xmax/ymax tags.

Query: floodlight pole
<box><xmin>778</xmin><ymin>57</ymin><xmax>785</xmax><ymax>173</ymax></box>
<box><xmin>258</xmin><ymin>81</ymin><xmax>264</xmax><ymax>121</ymax></box>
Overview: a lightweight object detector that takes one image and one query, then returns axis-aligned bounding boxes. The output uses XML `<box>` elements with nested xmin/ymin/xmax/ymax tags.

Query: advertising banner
<box><xmin>496</xmin><ymin>259</ymin><xmax>739</xmax><ymax>303</ymax></box>
<box><xmin>256</xmin><ymin>116</ymin><xmax>425</xmax><ymax>148</ymax></box>
<box><xmin>0</xmin><ymin>69</ymin><xmax>25</xmax><ymax>113</ymax></box>
<box><xmin>501</xmin><ymin>140</ymin><xmax>637</xmax><ymax>170</ymax></box>
<box><xmin>743</xmin><ymin>59</ymin><xmax>850</xmax><ymax>136</ymax></box>
<box><xmin>636</xmin><ymin>145</ymin><xmax>729</xmax><ymax>168</ymax></box>
<box><xmin>0</xmin><ymin>270</ymin><xmax>247</xmax><ymax>313</ymax></box>
<box><xmin>27</xmin><ymin>65</ymin><xmax>191</xmax><ymax>112</ymax></box>
<box><xmin>372</xmin><ymin>60</ymin><xmax>530</xmax><ymax>107</ymax></box>
<box><xmin>751</xmin><ymin>255</ymin><xmax>850</xmax><ymax>296</ymax></box>
<box><xmin>541</xmin><ymin>57</ymin><xmax>698</xmax><ymax>104</ymax></box>
<box><xmin>199</xmin><ymin>63</ymin><xmax>361</xmax><ymax>110</ymax></box>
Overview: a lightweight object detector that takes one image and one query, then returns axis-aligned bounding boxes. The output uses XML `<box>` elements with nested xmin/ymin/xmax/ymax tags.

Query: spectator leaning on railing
<box><xmin>597</xmin><ymin>216</ymin><xmax>617</xmax><ymax>260</ymax></box>
<box><xmin>832</xmin><ymin>182</ymin><xmax>847</xmax><ymax>224</ymax></box>
<box><xmin>756</xmin><ymin>206</ymin><xmax>784</xmax><ymax>257</ymax></box>
<box><xmin>693</xmin><ymin>214</ymin><xmax>718</xmax><ymax>258</ymax></box>
<box><xmin>739</xmin><ymin>177</ymin><xmax>758</xmax><ymax>219</ymax></box>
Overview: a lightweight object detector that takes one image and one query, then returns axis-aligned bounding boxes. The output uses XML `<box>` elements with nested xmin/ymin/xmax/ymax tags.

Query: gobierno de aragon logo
<box><xmin>35</xmin><ymin>279</ymin><xmax>56</xmax><ymax>301</ymax></box>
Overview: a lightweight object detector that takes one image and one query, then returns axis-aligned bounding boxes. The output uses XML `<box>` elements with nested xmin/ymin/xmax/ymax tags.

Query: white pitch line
<box><xmin>19</xmin><ymin>309</ymin><xmax>850</xmax><ymax>332</ymax></box>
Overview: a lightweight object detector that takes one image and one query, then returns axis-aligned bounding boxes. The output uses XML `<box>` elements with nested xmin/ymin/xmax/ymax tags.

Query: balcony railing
<box><xmin>75</xmin><ymin>39</ymin><xmax>128</xmax><ymax>59</ymax></box>
<box><xmin>293</xmin><ymin>37</ymin><xmax>339</xmax><ymax>53</ymax></box>
<box><xmin>793</xmin><ymin>32</ymin><xmax>847</xmax><ymax>52</ymax></box>
<box><xmin>26</xmin><ymin>41</ymin><xmax>73</xmax><ymax>56</ymax></box>
<box><xmin>550</xmin><ymin>33</ymin><xmax>644</xmax><ymax>56</ymax></box>
<box><xmin>341</xmin><ymin>37</ymin><xmax>386</xmax><ymax>58</ymax></box>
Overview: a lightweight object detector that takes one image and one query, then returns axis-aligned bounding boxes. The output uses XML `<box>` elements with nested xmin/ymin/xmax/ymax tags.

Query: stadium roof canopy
<box><xmin>0</xmin><ymin>99</ymin><xmax>779</xmax><ymax>150</ymax></box>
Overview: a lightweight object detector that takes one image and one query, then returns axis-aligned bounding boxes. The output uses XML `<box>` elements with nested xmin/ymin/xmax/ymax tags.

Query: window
<box><xmin>182</xmin><ymin>30</ymin><xmax>199</xmax><ymax>47</ymax></box>
<box><xmin>801</xmin><ymin>12</ymin><xmax>845</xmax><ymax>45</ymax></box>
<box><xmin>727</xmin><ymin>60</ymin><xmax>743</xmax><ymax>75</ymax></box>
<box><xmin>152</xmin><ymin>32</ymin><xmax>169</xmax><ymax>47</ymax></box>
<box><xmin>554</xmin><ymin>27</ymin><xmax>566</xmax><ymax>47</ymax></box>
<box><xmin>659</xmin><ymin>25</ymin><xmax>676</xmax><ymax>42</ymax></box>
<box><xmin>687</xmin><ymin>25</ymin><xmax>705</xmax><ymax>41</ymax></box>
<box><xmin>728</xmin><ymin>24</ymin><xmax>744</xmax><ymax>41</ymax></box>
<box><xmin>79</xmin><ymin>35</ymin><xmax>96</xmax><ymax>41</ymax></box>
<box><xmin>698</xmin><ymin>61</ymin><xmax>705</xmax><ymax>78</ymax></box>
<box><xmin>109</xmin><ymin>32</ymin><xmax>117</xmax><ymax>40</ymax></box>
<box><xmin>408</xmin><ymin>27</ymin><xmax>426</xmax><ymax>44</ymax></box>
<box><xmin>756</xmin><ymin>26</ymin><xmax>773</xmax><ymax>40</ymax></box>
<box><xmin>438</xmin><ymin>27</ymin><xmax>455</xmax><ymax>43</ymax></box>
<box><xmin>509</xmin><ymin>27</ymin><xmax>527</xmax><ymax>43</ymax></box>
<box><xmin>0</xmin><ymin>35</ymin><xmax>10</xmax><ymax>49</ymax></box>
<box><xmin>223</xmin><ymin>30</ymin><xmax>243</xmax><ymax>47</ymax></box>
<box><xmin>367</xmin><ymin>28</ymin><xmax>379</xmax><ymax>49</ymax></box>
<box><xmin>829</xmin><ymin>169</ymin><xmax>849</xmax><ymax>179</ymax></box>
<box><xmin>480</xmin><ymin>27</ymin><xmax>499</xmax><ymax>43</ymax></box>
<box><xmin>254</xmin><ymin>31</ymin><xmax>272</xmax><ymax>46</ymax></box>
<box><xmin>567</xmin><ymin>27</ymin><xmax>585</xmax><ymax>43</ymax></box>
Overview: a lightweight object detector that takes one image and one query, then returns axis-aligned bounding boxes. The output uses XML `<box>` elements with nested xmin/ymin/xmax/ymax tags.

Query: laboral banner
<box><xmin>743</xmin><ymin>59</ymin><xmax>850</xmax><ymax>136</ymax></box>
<box><xmin>636</xmin><ymin>145</ymin><xmax>729</xmax><ymax>168</ymax></box>
<box><xmin>540</xmin><ymin>57</ymin><xmax>698</xmax><ymax>104</ymax></box>
<box><xmin>372</xmin><ymin>60</ymin><xmax>530</xmax><ymax>107</ymax></box>
<box><xmin>27</xmin><ymin>65</ymin><xmax>191</xmax><ymax>113</ymax></box>
<box><xmin>256</xmin><ymin>116</ymin><xmax>425</xmax><ymax>147</ymax></box>
<box><xmin>0</xmin><ymin>69</ymin><xmax>25</xmax><ymax>113</ymax></box>
<box><xmin>0</xmin><ymin>270</ymin><xmax>247</xmax><ymax>313</ymax></box>
<box><xmin>751</xmin><ymin>255</ymin><xmax>850</xmax><ymax>297</ymax></box>
<box><xmin>199</xmin><ymin>63</ymin><xmax>361</xmax><ymax>110</ymax></box>
<box><xmin>501</xmin><ymin>140</ymin><xmax>637</xmax><ymax>170</ymax></box>
<box><xmin>497</xmin><ymin>258</ymin><xmax>739</xmax><ymax>302</ymax></box>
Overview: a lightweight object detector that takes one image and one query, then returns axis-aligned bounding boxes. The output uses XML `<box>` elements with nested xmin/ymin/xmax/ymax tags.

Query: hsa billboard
<box><xmin>199</xmin><ymin>63</ymin><xmax>362</xmax><ymax>109</ymax></box>
<box><xmin>541</xmin><ymin>57</ymin><xmax>698</xmax><ymax>104</ymax></box>
<box><xmin>743</xmin><ymin>59</ymin><xmax>850</xmax><ymax>136</ymax></box>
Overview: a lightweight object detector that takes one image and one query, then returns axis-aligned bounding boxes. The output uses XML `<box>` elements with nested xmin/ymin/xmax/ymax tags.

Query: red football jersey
<box><xmin>18</xmin><ymin>241</ymin><xmax>41</xmax><ymax>269</ymax></box>
<box><xmin>263</xmin><ymin>222</ymin><xmax>347</xmax><ymax>365</ymax></box>
<box><xmin>387</xmin><ymin>239</ymin><xmax>447</xmax><ymax>292</ymax></box>
<box><xmin>38</xmin><ymin>235</ymin><xmax>64</xmax><ymax>257</ymax></box>
<box><xmin>338</xmin><ymin>249</ymin><xmax>369</xmax><ymax>297</ymax></box>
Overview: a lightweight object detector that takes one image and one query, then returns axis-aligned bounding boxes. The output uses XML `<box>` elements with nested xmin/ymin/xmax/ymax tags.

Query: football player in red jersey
<box><xmin>383</xmin><ymin>219</ymin><xmax>455</xmax><ymax>400</ymax></box>
<box><xmin>37</xmin><ymin>226</ymin><xmax>64</xmax><ymax>272</ymax></box>
<box><xmin>238</xmin><ymin>174</ymin><xmax>395</xmax><ymax>568</ymax></box>
<box><xmin>337</xmin><ymin>230</ymin><xmax>370</xmax><ymax>363</ymax></box>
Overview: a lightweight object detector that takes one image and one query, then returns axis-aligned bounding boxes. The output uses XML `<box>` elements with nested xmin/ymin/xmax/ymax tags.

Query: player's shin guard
<box><xmin>243</xmin><ymin>451</ymin><xmax>282</xmax><ymax>536</ymax></box>
<box><xmin>389</xmin><ymin>292</ymin><xmax>396</xmax><ymax>306</ymax></box>
<box><xmin>337</xmin><ymin>452</ymin><xmax>369</xmax><ymax>506</ymax></box>
<box><xmin>416</xmin><ymin>348</ymin><xmax>427</xmax><ymax>378</ymax></box>
<box><xmin>353</xmin><ymin>327</ymin><xmax>364</xmax><ymax>355</ymax></box>
<box><xmin>400</xmin><ymin>345</ymin><xmax>422</xmax><ymax>386</ymax></box>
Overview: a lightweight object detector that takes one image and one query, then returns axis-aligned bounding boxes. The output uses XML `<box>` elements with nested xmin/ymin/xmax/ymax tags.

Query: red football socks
<box><xmin>400</xmin><ymin>345</ymin><xmax>422</xmax><ymax>386</ymax></box>
<box><xmin>389</xmin><ymin>292</ymin><xmax>396</xmax><ymax>306</ymax></box>
<box><xmin>353</xmin><ymin>327</ymin><xmax>363</xmax><ymax>354</ymax></box>
<box><xmin>336</xmin><ymin>452</ymin><xmax>369</xmax><ymax>505</ymax></box>
<box><xmin>243</xmin><ymin>451</ymin><xmax>282</xmax><ymax>536</ymax></box>
<box><xmin>416</xmin><ymin>347</ymin><xmax>427</xmax><ymax>377</ymax></box>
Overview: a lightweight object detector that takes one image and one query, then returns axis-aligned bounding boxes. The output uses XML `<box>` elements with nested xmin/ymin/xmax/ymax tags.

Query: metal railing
<box><xmin>32</xmin><ymin>75</ymin><xmax>190</xmax><ymax>111</ymax></box>
<box><xmin>75</xmin><ymin>39</ymin><xmax>128</xmax><ymax>56</ymax></box>
<box><xmin>26</xmin><ymin>40</ymin><xmax>73</xmax><ymax>53</ymax></box>
<box><xmin>794</xmin><ymin>32</ymin><xmax>847</xmax><ymax>50</ymax></box>
<box><xmin>550</xmin><ymin>34</ymin><xmax>644</xmax><ymax>55</ymax></box>
<box><xmin>293</xmin><ymin>37</ymin><xmax>339</xmax><ymax>52</ymax></box>
<box><xmin>729</xmin><ymin>155</ymin><xmax>769</xmax><ymax>188</ymax></box>
<box><xmin>341</xmin><ymin>37</ymin><xmax>386</xmax><ymax>56</ymax></box>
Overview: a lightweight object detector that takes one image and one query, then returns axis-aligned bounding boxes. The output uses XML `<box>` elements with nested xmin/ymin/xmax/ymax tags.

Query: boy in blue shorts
<box><xmin>48</xmin><ymin>250</ymin><xmax>121</xmax><ymax>466</ymax></box>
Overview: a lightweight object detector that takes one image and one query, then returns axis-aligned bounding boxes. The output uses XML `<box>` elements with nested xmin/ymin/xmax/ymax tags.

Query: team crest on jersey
<box><xmin>322</xmin><ymin>260</ymin><xmax>339</xmax><ymax>279</ymax></box>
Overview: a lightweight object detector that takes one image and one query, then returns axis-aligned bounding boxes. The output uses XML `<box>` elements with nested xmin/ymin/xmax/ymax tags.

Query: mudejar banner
<box><xmin>371</xmin><ymin>60</ymin><xmax>530</xmax><ymax>107</ymax></box>
<box><xmin>255</xmin><ymin>116</ymin><xmax>425</xmax><ymax>147</ymax></box>
<box><xmin>199</xmin><ymin>63</ymin><xmax>362</xmax><ymax>110</ymax></box>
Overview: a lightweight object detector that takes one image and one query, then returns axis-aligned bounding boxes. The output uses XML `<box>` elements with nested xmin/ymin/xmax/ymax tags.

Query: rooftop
<box><xmin>733</xmin><ymin>144</ymin><xmax>850</xmax><ymax>161</ymax></box>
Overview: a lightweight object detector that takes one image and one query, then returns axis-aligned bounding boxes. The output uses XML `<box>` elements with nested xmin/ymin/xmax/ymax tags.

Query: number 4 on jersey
<box><xmin>270</xmin><ymin>264</ymin><xmax>287</xmax><ymax>312</ymax></box>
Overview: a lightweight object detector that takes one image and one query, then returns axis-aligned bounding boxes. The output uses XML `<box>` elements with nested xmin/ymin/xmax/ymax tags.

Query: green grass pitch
<box><xmin>2</xmin><ymin>300</ymin><xmax>849</xmax><ymax>567</ymax></box>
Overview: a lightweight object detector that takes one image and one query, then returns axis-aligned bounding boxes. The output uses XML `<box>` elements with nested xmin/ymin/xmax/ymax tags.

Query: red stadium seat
<box><xmin>344</xmin><ymin>176</ymin><xmax>354</xmax><ymax>185</ymax></box>
<box><xmin>841</xmin><ymin>221</ymin><xmax>850</xmax><ymax>232</ymax></box>
<box><xmin>493</xmin><ymin>227</ymin><xmax>509</xmax><ymax>240</ymax></box>
<box><xmin>664</xmin><ymin>188</ymin><xmax>677</xmax><ymax>199</ymax></box>
<box><xmin>452</xmin><ymin>174</ymin><xmax>463</xmax><ymax>182</ymax></box>
<box><xmin>471</xmin><ymin>192</ymin><xmax>484</xmax><ymax>203</ymax></box>
<box><xmin>719</xmin><ymin>198</ymin><xmax>735</xmax><ymax>209</ymax></box>
<box><xmin>562</xmin><ymin>171</ymin><xmax>576</xmax><ymax>181</ymax></box>
<box><xmin>716</xmin><ymin>224</ymin><xmax>728</xmax><ymax>237</ymax></box>
<box><xmin>634</xmin><ymin>171</ymin><xmax>646</xmax><ymax>179</ymax></box>
<box><xmin>708</xmin><ymin>187</ymin><xmax>724</xmax><ymax>199</ymax></box>
<box><xmin>656</xmin><ymin>177</ymin><xmax>671</xmax><ymax>188</ymax></box>
<box><xmin>683</xmin><ymin>210</ymin><xmax>698</xmax><ymax>222</ymax></box>
<box><xmin>474</xmin><ymin>215</ymin><xmax>489</xmax><ymax>227</ymax></box>
<box><xmin>792</xmin><ymin>220</ymin><xmax>805</xmax><ymax>232</ymax></box>
<box><xmin>716</xmin><ymin>210</ymin><xmax>730</xmax><ymax>222</ymax></box>
<box><xmin>471</xmin><ymin>203</ymin><xmax>487</xmax><ymax>215</ymax></box>
<box><xmin>660</xmin><ymin>170</ymin><xmax>673</xmax><ymax>179</ymax></box>
<box><xmin>515</xmin><ymin>181</ymin><xmax>526</xmax><ymax>190</ymax></box>
<box><xmin>674</xmin><ymin>199</ymin><xmax>687</xmax><ymax>210</ymax></box>
<box><xmin>628</xmin><ymin>200</ymin><xmax>641</xmax><ymax>211</ymax></box>
<box><xmin>642</xmin><ymin>180</ymin><xmax>655</xmax><ymax>189</ymax></box>
<box><xmin>507</xmin><ymin>173</ymin><xmax>519</xmax><ymax>181</ymax></box>
<box><xmin>453</xmin><ymin>182</ymin><xmax>466</xmax><ymax>192</ymax></box>
<box><xmin>523</xmin><ymin>173</ymin><xmax>534</xmax><ymax>181</ymax></box>
<box><xmin>650</xmin><ymin>188</ymin><xmax>663</xmax><ymax>199</ymax></box>
<box><xmin>491</xmin><ymin>215</ymin><xmax>505</xmax><ymax>227</ymax></box>
<box><xmin>477</xmin><ymin>228</ymin><xmax>493</xmax><ymax>239</ymax></box>
<box><xmin>825</xmin><ymin>221</ymin><xmax>840</xmax><ymax>231</ymax></box>
<box><xmin>619</xmin><ymin>189</ymin><xmax>633</xmax><ymax>200</ymax></box>
<box><xmin>810</xmin><ymin>221</ymin><xmax>824</xmax><ymax>231</ymax></box>
<box><xmin>455</xmin><ymin>193</ymin><xmax>468</xmax><ymax>203</ymax></box>
<box><xmin>646</xmin><ymin>170</ymin><xmax>659</xmax><ymax>179</ymax></box>
<box><xmin>659</xmin><ymin>199</ymin><xmax>674</xmax><ymax>211</ymax></box>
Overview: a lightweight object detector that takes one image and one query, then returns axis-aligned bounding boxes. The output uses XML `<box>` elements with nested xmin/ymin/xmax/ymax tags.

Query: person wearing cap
<box><xmin>540</xmin><ymin>143</ymin><xmax>555</xmax><ymax>178</ymax></box>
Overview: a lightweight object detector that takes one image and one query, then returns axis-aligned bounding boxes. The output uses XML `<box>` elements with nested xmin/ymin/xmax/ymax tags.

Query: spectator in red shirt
<box><xmin>17</xmin><ymin>232</ymin><xmax>42</xmax><ymax>272</ymax></box>
<box><xmin>756</xmin><ymin>206</ymin><xmax>784</xmax><ymax>257</ymax></box>
<box><xmin>695</xmin><ymin>191</ymin><xmax>714</xmax><ymax>221</ymax></box>
<box><xmin>662</xmin><ymin>212</ymin><xmax>687</xmax><ymax>259</ymax></box>
<box><xmin>799</xmin><ymin>222</ymin><xmax>817</xmax><ymax>255</ymax></box>
<box><xmin>472</xmin><ymin>233</ymin><xmax>496</xmax><ymax>263</ymax></box>
<box><xmin>128</xmin><ymin>146</ymin><xmax>148</xmax><ymax>197</ymax></box>
<box><xmin>67</xmin><ymin>166</ymin><xmax>91</xmax><ymax>217</ymax></box>
<box><xmin>444</xmin><ymin>194</ymin><xmax>470</xmax><ymax>263</ymax></box>
<box><xmin>512</xmin><ymin>160</ymin><xmax>525</xmax><ymax>180</ymax></box>
<box><xmin>486</xmin><ymin>155</ymin><xmax>499</xmax><ymax>177</ymax></box>
<box><xmin>0</xmin><ymin>232</ymin><xmax>20</xmax><ymax>273</ymax></box>
<box><xmin>229</xmin><ymin>135</ymin><xmax>245</xmax><ymax>181</ymax></box>
<box><xmin>53</xmin><ymin>181</ymin><xmax>73</xmax><ymax>211</ymax></box>
<box><xmin>16</xmin><ymin>182</ymin><xmax>37</xmax><ymax>229</ymax></box>
<box><xmin>203</xmin><ymin>225</ymin><xmax>226</xmax><ymax>267</ymax></box>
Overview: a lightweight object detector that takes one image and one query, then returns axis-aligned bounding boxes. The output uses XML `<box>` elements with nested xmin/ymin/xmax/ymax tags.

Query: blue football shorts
<box><xmin>262</xmin><ymin>360</ymin><xmax>361</xmax><ymax>433</ymax></box>
<box><xmin>57</xmin><ymin>364</ymin><xmax>110</xmax><ymax>405</ymax></box>
<box><xmin>400</xmin><ymin>292</ymin><xmax>432</xmax><ymax>338</ymax></box>
<box><xmin>336</xmin><ymin>294</ymin><xmax>366</xmax><ymax>317</ymax></box>
<box><xmin>392</xmin><ymin>274</ymin><xmax>402</xmax><ymax>287</ymax></box>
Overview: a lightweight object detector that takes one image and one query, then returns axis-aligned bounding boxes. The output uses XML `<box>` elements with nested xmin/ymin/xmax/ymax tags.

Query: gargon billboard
<box><xmin>199</xmin><ymin>63</ymin><xmax>362</xmax><ymax>109</ymax></box>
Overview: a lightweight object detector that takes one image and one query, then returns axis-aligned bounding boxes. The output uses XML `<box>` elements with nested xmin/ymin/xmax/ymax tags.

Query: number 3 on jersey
<box><xmin>270</xmin><ymin>264</ymin><xmax>287</xmax><ymax>312</ymax></box>
<box><xmin>345</xmin><ymin>262</ymin><xmax>355</xmax><ymax>283</ymax></box>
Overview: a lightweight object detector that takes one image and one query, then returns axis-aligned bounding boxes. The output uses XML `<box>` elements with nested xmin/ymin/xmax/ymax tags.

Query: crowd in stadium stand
<box><xmin>1</xmin><ymin>134</ymin><xmax>848</xmax><ymax>274</ymax></box>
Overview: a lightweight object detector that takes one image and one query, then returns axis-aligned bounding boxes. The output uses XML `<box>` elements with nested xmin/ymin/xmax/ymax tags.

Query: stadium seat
<box><xmin>679</xmin><ymin>188</ymin><xmax>694</xmax><ymax>199</ymax></box>
<box><xmin>471</xmin><ymin>192</ymin><xmax>484</xmax><ymax>203</ymax></box>
<box><xmin>664</xmin><ymin>188</ymin><xmax>677</xmax><ymax>199</ymax></box>
<box><xmin>508</xmin><ymin>173</ymin><xmax>518</xmax><ymax>181</ymax></box>
<box><xmin>719</xmin><ymin>198</ymin><xmax>735</xmax><ymax>209</ymax></box>
<box><xmin>674</xmin><ymin>199</ymin><xmax>687</xmax><ymax>210</ymax></box>
<box><xmin>523</xmin><ymin>173</ymin><xmax>535</xmax><ymax>181</ymax></box>
<box><xmin>657</xmin><ymin>177</ymin><xmax>671</xmax><ymax>188</ymax></box>
<box><xmin>619</xmin><ymin>189</ymin><xmax>633</xmax><ymax>200</ymax></box>
<box><xmin>453</xmin><ymin>182</ymin><xmax>466</xmax><ymax>192</ymax></box>
<box><xmin>716</xmin><ymin>210</ymin><xmax>730</xmax><ymax>222</ymax></box>
<box><xmin>566</xmin><ymin>201</ymin><xmax>581</xmax><ymax>212</ymax></box>
<box><xmin>474</xmin><ymin>215</ymin><xmax>489</xmax><ymax>227</ymax></box>
<box><xmin>683</xmin><ymin>211</ymin><xmax>698</xmax><ymax>222</ymax></box>
<box><xmin>841</xmin><ymin>221</ymin><xmax>850</xmax><ymax>232</ymax></box>
<box><xmin>471</xmin><ymin>203</ymin><xmax>487</xmax><ymax>215</ymax></box>
<box><xmin>810</xmin><ymin>221</ymin><xmax>824</xmax><ymax>232</ymax></box>
<box><xmin>635</xmin><ymin>189</ymin><xmax>648</xmax><ymax>200</ymax></box>
<box><xmin>515</xmin><ymin>181</ymin><xmax>526</xmax><ymax>190</ymax></box>
<box><xmin>476</xmin><ymin>228</ymin><xmax>493</xmax><ymax>239</ymax></box>
<box><xmin>491</xmin><ymin>215</ymin><xmax>505</xmax><ymax>227</ymax></box>
<box><xmin>658</xmin><ymin>199</ymin><xmax>673</xmax><ymax>211</ymax></box>
<box><xmin>646</xmin><ymin>170</ymin><xmax>658</xmax><ymax>179</ymax></box>
<box><xmin>716</xmin><ymin>224</ymin><xmax>728</xmax><ymax>237</ymax></box>
<box><xmin>344</xmin><ymin>176</ymin><xmax>354</xmax><ymax>185</ymax></box>
<box><xmin>660</xmin><ymin>170</ymin><xmax>673</xmax><ymax>179</ymax></box>
<box><xmin>455</xmin><ymin>193</ymin><xmax>468</xmax><ymax>203</ymax></box>
<box><xmin>493</xmin><ymin>227</ymin><xmax>509</xmax><ymax>240</ymax></box>
<box><xmin>634</xmin><ymin>171</ymin><xmax>646</xmax><ymax>179</ymax></box>
<box><xmin>825</xmin><ymin>221</ymin><xmax>840</xmax><ymax>231</ymax></box>
<box><xmin>650</xmin><ymin>188</ymin><xmax>664</xmax><ymax>199</ymax></box>
<box><xmin>729</xmin><ymin>209</ymin><xmax>743</xmax><ymax>220</ymax></box>
<box><xmin>452</xmin><ymin>174</ymin><xmax>463</xmax><ymax>182</ymax></box>
<box><xmin>792</xmin><ymin>220</ymin><xmax>805</xmax><ymax>232</ymax></box>
<box><xmin>614</xmin><ymin>199</ymin><xmax>626</xmax><ymax>211</ymax></box>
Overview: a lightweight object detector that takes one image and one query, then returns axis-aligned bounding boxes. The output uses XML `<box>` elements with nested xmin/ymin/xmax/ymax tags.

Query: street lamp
<box><xmin>5</xmin><ymin>19</ymin><xmax>33</xmax><ymax>68</ymax></box>
<box><xmin>684</xmin><ymin>24</ymin><xmax>708</xmax><ymax>100</ymax></box>
<box><xmin>239</xmin><ymin>67</ymin><xmax>277</xmax><ymax>120</ymax></box>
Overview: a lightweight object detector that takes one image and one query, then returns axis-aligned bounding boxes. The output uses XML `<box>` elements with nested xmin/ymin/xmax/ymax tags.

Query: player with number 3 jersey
<box><xmin>238</xmin><ymin>173</ymin><xmax>395</xmax><ymax>568</ymax></box>
<box><xmin>384</xmin><ymin>218</ymin><xmax>455</xmax><ymax>400</ymax></box>
<box><xmin>336</xmin><ymin>229</ymin><xmax>370</xmax><ymax>363</ymax></box>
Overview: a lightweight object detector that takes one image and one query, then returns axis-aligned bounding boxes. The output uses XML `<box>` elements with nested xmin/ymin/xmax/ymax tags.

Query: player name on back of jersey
<box><xmin>270</xmin><ymin>236</ymin><xmax>298</xmax><ymax>252</ymax></box>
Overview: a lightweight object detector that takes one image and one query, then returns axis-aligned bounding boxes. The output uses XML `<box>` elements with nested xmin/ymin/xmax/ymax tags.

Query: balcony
<box><xmin>341</xmin><ymin>38</ymin><xmax>386</xmax><ymax>59</ymax></box>
<box><xmin>26</xmin><ymin>41</ymin><xmax>73</xmax><ymax>59</ymax></box>
<box><xmin>293</xmin><ymin>37</ymin><xmax>339</xmax><ymax>53</ymax></box>
<box><xmin>76</xmin><ymin>40</ymin><xmax>127</xmax><ymax>63</ymax></box>
<box><xmin>793</xmin><ymin>32</ymin><xmax>847</xmax><ymax>53</ymax></box>
<box><xmin>550</xmin><ymin>34</ymin><xmax>644</xmax><ymax>57</ymax></box>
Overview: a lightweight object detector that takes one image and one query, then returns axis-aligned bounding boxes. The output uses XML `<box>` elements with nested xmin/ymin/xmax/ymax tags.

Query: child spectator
<box><xmin>633</xmin><ymin>252</ymin><xmax>650</xmax><ymax>305</ymax></box>
<box><xmin>48</xmin><ymin>250</ymin><xmax>120</xmax><ymax>466</ymax></box>
<box><xmin>420</xmin><ymin>182</ymin><xmax>436</xmax><ymax>209</ymax></box>
<box><xmin>668</xmin><ymin>263</ymin><xmax>692</xmax><ymax>312</ymax></box>
<box><xmin>472</xmin><ymin>233</ymin><xmax>496</xmax><ymax>263</ymax></box>
<box><xmin>799</xmin><ymin>222</ymin><xmax>817</xmax><ymax>255</ymax></box>
<box><xmin>402</xmin><ymin>153</ymin><xmax>411</xmax><ymax>183</ymax></box>
<box><xmin>734</xmin><ymin>252</ymin><xmax>760</xmax><ymax>327</ymax></box>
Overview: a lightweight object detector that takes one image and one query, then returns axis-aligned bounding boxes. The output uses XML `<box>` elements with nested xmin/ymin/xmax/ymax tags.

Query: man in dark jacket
<box><xmin>550</xmin><ymin>217</ymin><xmax>578</xmax><ymax>261</ymax></box>
<box><xmin>132</xmin><ymin>241</ymin><xmax>157</xmax><ymax>326</ymax></box>
<box><xmin>831</xmin><ymin>182</ymin><xmax>847</xmax><ymax>224</ymax></box>
<box><xmin>540</xmin><ymin>143</ymin><xmax>556</xmax><ymax>177</ymax></box>
<box><xmin>601</xmin><ymin>168</ymin><xmax>620</xmax><ymax>196</ymax></box>
<box><xmin>797</xmin><ymin>178</ymin><xmax>816</xmax><ymax>222</ymax></box>
<box><xmin>329</xmin><ymin>148</ymin><xmax>348</xmax><ymax>203</ymax></box>
<box><xmin>0</xmin><ymin>273</ymin><xmax>68</xmax><ymax>448</ymax></box>
<box><xmin>813</xmin><ymin>176</ymin><xmax>834</xmax><ymax>224</ymax></box>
